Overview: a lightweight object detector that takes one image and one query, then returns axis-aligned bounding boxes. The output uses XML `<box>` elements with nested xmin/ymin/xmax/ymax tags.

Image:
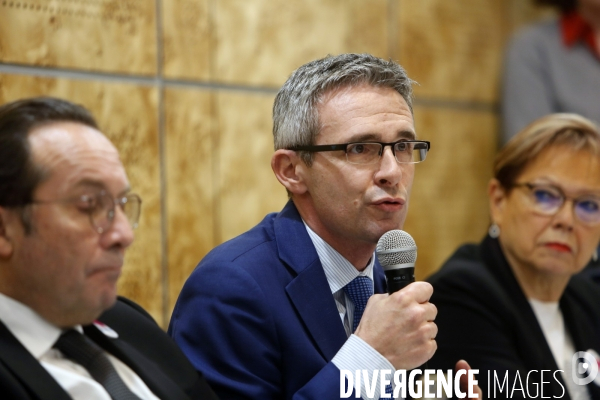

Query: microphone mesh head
<box><xmin>376</xmin><ymin>230</ymin><xmax>417</xmax><ymax>267</ymax></box>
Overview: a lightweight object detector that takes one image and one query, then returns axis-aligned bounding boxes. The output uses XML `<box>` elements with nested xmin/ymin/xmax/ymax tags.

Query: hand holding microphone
<box><xmin>354</xmin><ymin>230</ymin><xmax>437</xmax><ymax>370</ymax></box>
<box><xmin>375</xmin><ymin>230</ymin><xmax>435</xmax><ymax>371</ymax></box>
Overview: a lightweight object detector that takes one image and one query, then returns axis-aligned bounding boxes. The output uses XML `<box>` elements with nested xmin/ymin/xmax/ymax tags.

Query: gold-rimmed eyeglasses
<box><xmin>30</xmin><ymin>191</ymin><xmax>142</xmax><ymax>233</ymax></box>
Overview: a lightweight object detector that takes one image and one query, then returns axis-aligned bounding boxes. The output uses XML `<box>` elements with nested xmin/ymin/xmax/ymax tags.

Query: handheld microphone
<box><xmin>376</xmin><ymin>230</ymin><xmax>417</xmax><ymax>295</ymax></box>
<box><xmin>377</xmin><ymin>230</ymin><xmax>429</xmax><ymax>371</ymax></box>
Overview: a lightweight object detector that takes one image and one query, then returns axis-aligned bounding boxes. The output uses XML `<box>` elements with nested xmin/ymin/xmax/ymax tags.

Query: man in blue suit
<box><xmin>169</xmin><ymin>54</ymin><xmax>474</xmax><ymax>399</ymax></box>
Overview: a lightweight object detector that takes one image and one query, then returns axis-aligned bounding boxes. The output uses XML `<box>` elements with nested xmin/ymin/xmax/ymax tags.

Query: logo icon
<box><xmin>572</xmin><ymin>350</ymin><xmax>600</xmax><ymax>386</ymax></box>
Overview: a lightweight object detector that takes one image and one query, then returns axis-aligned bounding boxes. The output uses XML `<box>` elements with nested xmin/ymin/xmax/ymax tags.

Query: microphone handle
<box><xmin>384</xmin><ymin>266</ymin><xmax>415</xmax><ymax>295</ymax></box>
<box><xmin>384</xmin><ymin>266</ymin><xmax>428</xmax><ymax>371</ymax></box>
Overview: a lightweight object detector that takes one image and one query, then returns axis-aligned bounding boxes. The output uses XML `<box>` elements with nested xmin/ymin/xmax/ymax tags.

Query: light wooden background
<box><xmin>0</xmin><ymin>0</ymin><xmax>552</xmax><ymax>327</ymax></box>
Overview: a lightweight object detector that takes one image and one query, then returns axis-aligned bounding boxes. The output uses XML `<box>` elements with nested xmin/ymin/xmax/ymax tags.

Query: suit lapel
<box><xmin>482</xmin><ymin>237</ymin><xmax>572</xmax><ymax>398</ymax></box>
<box><xmin>483</xmin><ymin>237</ymin><xmax>561</xmax><ymax>366</ymax></box>
<box><xmin>275</xmin><ymin>201</ymin><xmax>348</xmax><ymax>362</ymax></box>
<box><xmin>373</xmin><ymin>261</ymin><xmax>386</xmax><ymax>294</ymax></box>
<box><xmin>83</xmin><ymin>324</ymin><xmax>190</xmax><ymax>400</ymax></box>
<box><xmin>0</xmin><ymin>321</ymin><xmax>72</xmax><ymax>400</ymax></box>
<box><xmin>561</xmin><ymin>285</ymin><xmax>600</xmax><ymax>399</ymax></box>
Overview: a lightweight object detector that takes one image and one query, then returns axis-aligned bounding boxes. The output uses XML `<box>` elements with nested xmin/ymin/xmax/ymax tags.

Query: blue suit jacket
<box><xmin>169</xmin><ymin>200</ymin><xmax>387</xmax><ymax>399</ymax></box>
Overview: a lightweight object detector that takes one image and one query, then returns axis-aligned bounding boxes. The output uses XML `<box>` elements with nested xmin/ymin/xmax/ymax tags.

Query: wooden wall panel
<box><xmin>0</xmin><ymin>0</ymin><xmax>543</xmax><ymax>327</ymax></box>
<box><xmin>0</xmin><ymin>75</ymin><xmax>163</xmax><ymax>323</ymax></box>
<box><xmin>162</xmin><ymin>0</ymin><xmax>212</xmax><ymax>80</ymax></box>
<box><xmin>507</xmin><ymin>0</ymin><xmax>557</xmax><ymax>33</ymax></box>
<box><xmin>164</xmin><ymin>87</ymin><xmax>215</xmax><ymax>311</ymax></box>
<box><xmin>398</xmin><ymin>0</ymin><xmax>507</xmax><ymax>102</ymax></box>
<box><xmin>0</xmin><ymin>0</ymin><xmax>156</xmax><ymax>75</ymax></box>
<box><xmin>217</xmin><ymin>91</ymin><xmax>288</xmax><ymax>242</ymax></box>
<box><xmin>214</xmin><ymin>0</ymin><xmax>388</xmax><ymax>86</ymax></box>
<box><xmin>404</xmin><ymin>106</ymin><xmax>497</xmax><ymax>280</ymax></box>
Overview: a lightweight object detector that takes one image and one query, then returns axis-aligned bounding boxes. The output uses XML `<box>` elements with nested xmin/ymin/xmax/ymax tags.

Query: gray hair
<box><xmin>273</xmin><ymin>53</ymin><xmax>415</xmax><ymax>165</ymax></box>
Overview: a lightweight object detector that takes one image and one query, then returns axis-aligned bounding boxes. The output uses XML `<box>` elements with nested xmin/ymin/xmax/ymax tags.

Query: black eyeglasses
<box><xmin>288</xmin><ymin>140</ymin><xmax>430</xmax><ymax>165</ymax></box>
<box><xmin>512</xmin><ymin>182</ymin><xmax>600</xmax><ymax>225</ymax></box>
<box><xmin>30</xmin><ymin>191</ymin><xmax>142</xmax><ymax>233</ymax></box>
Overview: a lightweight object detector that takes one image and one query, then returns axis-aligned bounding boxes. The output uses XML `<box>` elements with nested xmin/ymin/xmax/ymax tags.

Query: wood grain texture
<box><xmin>162</xmin><ymin>0</ymin><xmax>212</xmax><ymax>80</ymax></box>
<box><xmin>398</xmin><ymin>0</ymin><xmax>507</xmax><ymax>102</ymax></box>
<box><xmin>217</xmin><ymin>91</ymin><xmax>288</xmax><ymax>242</ymax></box>
<box><xmin>0</xmin><ymin>0</ymin><xmax>544</xmax><ymax>327</ymax></box>
<box><xmin>0</xmin><ymin>74</ymin><xmax>163</xmax><ymax>324</ymax></box>
<box><xmin>213</xmin><ymin>0</ymin><xmax>388</xmax><ymax>86</ymax></box>
<box><xmin>0</xmin><ymin>0</ymin><xmax>156</xmax><ymax>75</ymax></box>
<box><xmin>164</xmin><ymin>87</ymin><xmax>215</xmax><ymax>312</ymax></box>
<box><xmin>404</xmin><ymin>106</ymin><xmax>498</xmax><ymax>281</ymax></box>
<box><xmin>507</xmin><ymin>0</ymin><xmax>558</xmax><ymax>33</ymax></box>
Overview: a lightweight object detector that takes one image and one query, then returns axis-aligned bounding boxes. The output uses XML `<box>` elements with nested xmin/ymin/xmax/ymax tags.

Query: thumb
<box><xmin>455</xmin><ymin>359</ymin><xmax>483</xmax><ymax>399</ymax></box>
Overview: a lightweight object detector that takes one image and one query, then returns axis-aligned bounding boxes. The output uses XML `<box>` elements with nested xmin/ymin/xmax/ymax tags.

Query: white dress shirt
<box><xmin>530</xmin><ymin>299</ymin><xmax>590</xmax><ymax>400</ymax></box>
<box><xmin>304</xmin><ymin>222</ymin><xmax>398</xmax><ymax>400</ymax></box>
<box><xmin>0</xmin><ymin>292</ymin><xmax>159</xmax><ymax>400</ymax></box>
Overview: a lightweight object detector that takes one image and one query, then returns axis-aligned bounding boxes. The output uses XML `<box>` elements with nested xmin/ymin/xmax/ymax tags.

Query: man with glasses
<box><xmin>0</xmin><ymin>97</ymin><xmax>217</xmax><ymax>400</ymax></box>
<box><xmin>170</xmin><ymin>54</ymin><xmax>479</xmax><ymax>399</ymax></box>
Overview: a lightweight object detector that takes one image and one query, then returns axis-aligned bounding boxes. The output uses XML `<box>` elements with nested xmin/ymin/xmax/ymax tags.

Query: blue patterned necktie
<box><xmin>344</xmin><ymin>277</ymin><xmax>394</xmax><ymax>398</ymax></box>
<box><xmin>343</xmin><ymin>276</ymin><xmax>373</xmax><ymax>333</ymax></box>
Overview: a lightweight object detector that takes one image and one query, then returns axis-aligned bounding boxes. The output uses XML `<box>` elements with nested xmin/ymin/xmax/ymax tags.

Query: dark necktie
<box><xmin>53</xmin><ymin>329</ymin><xmax>142</xmax><ymax>400</ymax></box>
<box><xmin>343</xmin><ymin>277</ymin><xmax>394</xmax><ymax>398</ymax></box>
<box><xmin>343</xmin><ymin>276</ymin><xmax>373</xmax><ymax>333</ymax></box>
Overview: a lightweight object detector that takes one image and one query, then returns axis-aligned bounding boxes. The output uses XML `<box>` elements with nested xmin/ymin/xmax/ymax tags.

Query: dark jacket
<box><xmin>0</xmin><ymin>296</ymin><xmax>218</xmax><ymax>400</ymax></box>
<box><xmin>428</xmin><ymin>235</ymin><xmax>600</xmax><ymax>399</ymax></box>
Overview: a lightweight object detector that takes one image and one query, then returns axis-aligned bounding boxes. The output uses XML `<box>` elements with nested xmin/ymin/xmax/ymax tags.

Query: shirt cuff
<box><xmin>332</xmin><ymin>334</ymin><xmax>397</xmax><ymax>400</ymax></box>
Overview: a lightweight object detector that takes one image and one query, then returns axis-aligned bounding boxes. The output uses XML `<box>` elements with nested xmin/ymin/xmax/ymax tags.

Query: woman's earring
<box><xmin>593</xmin><ymin>248</ymin><xmax>598</xmax><ymax>262</ymax></box>
<box><xmin>488</xmin><ymin>223</ymin><xmax>500</xmax><ymax>239</ymax></box>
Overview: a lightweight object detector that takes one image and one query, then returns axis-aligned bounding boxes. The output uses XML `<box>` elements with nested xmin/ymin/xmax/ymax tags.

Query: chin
<box><xmin>100</xmin><ymin>289</ymin><xmax>118</xmax><ymax>309</ymax></box>
<box><xmin>90</xmin><ymin>288</ymin><xmax>118</xmax><ymax>317</ymax></box>
<box><xmin>534</xmin><ymin>257</ymin><xmax>578</xmax><ymax>277</ymax></box>
<box><xmin>375</xmin><ymin>220</ymin><xmax>404</xmax><ymax>236</ymax></box>
<box><xmin>365</xmin><ymin>226</ymin><xmax>398</xmax><ymax>245</ymax></box>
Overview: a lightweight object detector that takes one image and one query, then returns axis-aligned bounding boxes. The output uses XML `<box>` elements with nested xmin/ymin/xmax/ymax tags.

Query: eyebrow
<box><xmin>73</xmin><ymin>179</ymin><xmax>131</xmax><ymax>196</ymax></box>
<box><xmin>347</xmin><ymin>130</ymin><xmax>417</xmax><ymax>143</ymax></box>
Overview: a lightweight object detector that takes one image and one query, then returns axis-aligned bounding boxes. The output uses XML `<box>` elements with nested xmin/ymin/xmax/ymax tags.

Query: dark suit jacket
<box><xmin>169</xmin><ymin>200</ymin><xmax>387</xmax><ymax>400</ymax></box>
<box><xmin>580</xmin><ymin>248</ymin><xmax>600</xmax><ymax>286</ymax></box>
<box><xmin>0</xmin><ymin>296</ymin><xmax>218</xmax><ymax>400</ymax></box>
<box><xmin>427</xmin><ymin>235</ymin><xmax>600</xmax><ymax>399</ymax></box>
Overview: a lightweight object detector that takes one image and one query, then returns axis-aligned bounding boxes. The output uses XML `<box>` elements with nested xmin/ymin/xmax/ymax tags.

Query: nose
<box><xmin>100</xmin><ymin>205</ymin><xmax>135</xmax><ymax>250</ymax></box>
<box><xmin>373</xmin><ymin>145</ymin><xmax>403</xmax><ymax>187</ymax></box>
<box><xmin>551</xmin><ymin>199</ymin><xmax>575</xmax><ymax>232</ymax></box>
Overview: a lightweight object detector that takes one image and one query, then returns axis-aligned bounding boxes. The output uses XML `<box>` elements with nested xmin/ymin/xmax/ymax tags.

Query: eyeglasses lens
<box><xmin>90</xmin><ymin>192</ymin><xmax>112</xmax><ymax>233</ymax></box>
<box><xmin>575</xmin><ymin>199</ymin><xmax>600</xmax><ymax>223</ymax></box>
<box><xmin>91</xmin><ymin>192</ymin><xmax>142</xmax><ymax>232</ymax></box>
<box><xmin>531</xmin><ymin>188</ymin><xmax>562</xmax><ymax>213</ymax></box>
<box><xmin>123</xmin><ymin>194</ymin><xmax>142</xmax><ymax>228</ymax></box>
<box><xmin>394</xmin><ymin>142</ymin><xmax>428</xmax><ymax>163</ymax></box>
<box><xmin>530</xmin><ymin>186</ymin><xmax>600</xmax><ymax>224</ymax></box>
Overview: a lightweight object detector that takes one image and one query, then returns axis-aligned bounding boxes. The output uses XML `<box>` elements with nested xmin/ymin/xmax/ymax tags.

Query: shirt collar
<box><xmin>0</xmin><ymin>292</ymin><xmax>81</xmax><ymax>359</ymax></box>
<box><xmin>561</xmin><ymin>11</ymin><xmax>600</xmax><ymax>57</ymax></box>
<box><xmin>303</xmin><ymin>221</ymin><xmax>374</xmax><ymax>295</ymax></box>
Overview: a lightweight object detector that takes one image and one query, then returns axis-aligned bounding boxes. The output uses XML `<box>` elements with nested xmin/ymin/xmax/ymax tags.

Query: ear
<box><xmin>271</xmin><ymin>150</ymin><xmax>308</xmax><ymax>195</ymax></box>
<box><xmin>488</xmin><ymin>178</ymin><xmax>507</xmax><ymax>227</ymax></box>
<box><xmin>0</xmin><ymin>207</ymin><xmax>15</xmax><ymax>258</ymax></box>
